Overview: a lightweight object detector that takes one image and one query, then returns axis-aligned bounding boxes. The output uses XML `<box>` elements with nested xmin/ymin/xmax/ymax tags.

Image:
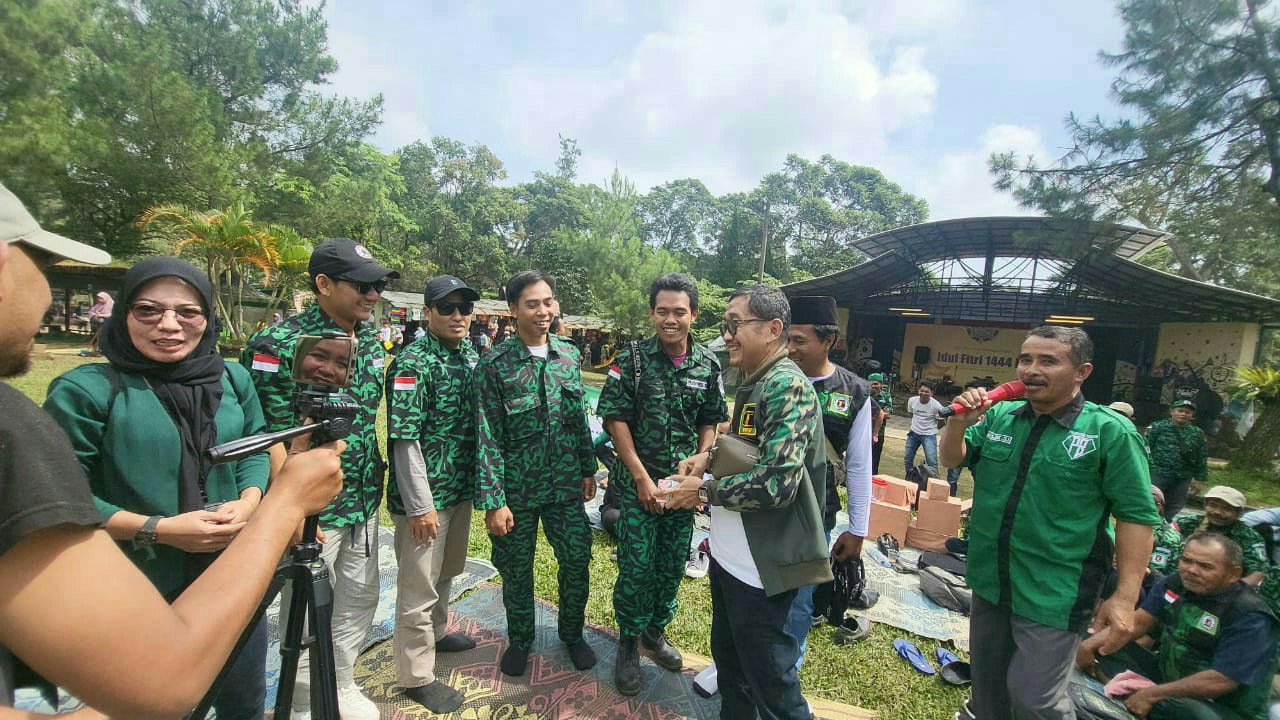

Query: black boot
<box><xmin>639</xmin><ymin>626</ymin><xmax>683</xmax><ymax>671</ymax></box>
<box><xmin>614</xmin><ymin>636</ymin><xmax>643</xmax><ymax>696</ymax></box>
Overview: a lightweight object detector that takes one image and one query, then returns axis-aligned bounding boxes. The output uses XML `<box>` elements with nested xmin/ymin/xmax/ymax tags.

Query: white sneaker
<box><xmin>337</xmin><ymin>684</ymin><xmax>380</xmax><ymax>720</ymax></box>
<box><xmin>684</xmin><ymin>544</ymin><xmax>709</xmax><ymax>579</ymax></box>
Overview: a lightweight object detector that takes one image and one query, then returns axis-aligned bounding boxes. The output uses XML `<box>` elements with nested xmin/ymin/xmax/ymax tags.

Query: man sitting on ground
<box><xmin>1077</xmin><ymin>533</ymin><xmax>1278</xmax><ymax>720</ymax></box>
<box><xmin>1174</xmin><ymin>486</ymin><xmax>1267</xmax><ymax>589</ymax></box>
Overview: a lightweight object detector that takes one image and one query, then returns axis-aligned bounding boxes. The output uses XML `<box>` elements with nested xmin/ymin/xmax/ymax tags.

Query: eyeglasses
<box><xmin>433</xmin><ymin>301</ymin><xmax>474</xmax><ymax>316</ymax></box>
<box><xmin>130</xmin><ymin>302</ymin><xmax>207</xmax><ymax>327</ymax></box>
<box><xmin>336</xmin><ymin>277</ymin><xmax>388</xmax><ymax>295</ymax></box>
<box><xmin>719</xmin><ymin>317</ymin><xmax>768</xmax><ymax>337</ymax></box>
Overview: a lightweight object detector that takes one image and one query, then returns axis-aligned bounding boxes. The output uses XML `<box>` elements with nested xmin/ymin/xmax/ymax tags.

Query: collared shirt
<box><xmin>962</xmin><ymin>393</ymin><xmax>1160</xmax><ymax>630</ymax></box>
<box><xmin>385</xmin><ymin>331</ymin><xmax>479</xmax><ymax>514</ymax></box>
<box><xmin>1146</xmin><ymin>418</ymin><xmax>1209</xmax><ymax>480</ymax></box>
<box><xmin>595</xmin><ymin>336</ymin><xmax>727</xmax><ymax>502</ymax></box>
<box><xmin>474</xmin><ymin>334</ymin><xmax>596</xmax><ymax>510</ymax></box>
<box><xmin>241</xmin><ymin>304</ymin><xmax>386</xmax><ymax>528</ymax></box>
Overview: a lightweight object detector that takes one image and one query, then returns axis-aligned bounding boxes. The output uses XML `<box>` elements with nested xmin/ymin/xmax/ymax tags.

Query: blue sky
<box><xmin>320</xmin><ymin>0</ymin><xmax>1131</xmax><ymax>221</ymax></box>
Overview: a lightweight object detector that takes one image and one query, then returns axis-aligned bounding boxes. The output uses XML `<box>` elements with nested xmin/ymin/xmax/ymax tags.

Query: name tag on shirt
<box><xmin>686</xmin><ymin>378</ymin><xmax>708</xmax><ymax>390</ymax></box>
<box><xmin>372</xmin><ymin>355</ymin><xmax>385</xmax><ymax>370</ymax></box>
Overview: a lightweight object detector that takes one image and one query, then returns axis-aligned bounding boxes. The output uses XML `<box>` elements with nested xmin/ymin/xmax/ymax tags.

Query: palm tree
<box><xmin>1232</xmin><ymin>365</ymin><xmax>1280</xmax><ymax>470</ymax></box>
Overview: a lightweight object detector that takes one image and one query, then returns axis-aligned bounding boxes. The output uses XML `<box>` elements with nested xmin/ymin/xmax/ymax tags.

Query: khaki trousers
<box><xmin>391</xmin><ymin>503</ymin><xmax>472</xmax><ymax>687</ymax></box>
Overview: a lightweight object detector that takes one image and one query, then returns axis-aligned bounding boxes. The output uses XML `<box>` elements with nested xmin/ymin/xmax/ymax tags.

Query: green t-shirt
<box><xmin>962</xmin><ymin>395</ymin><xmax>1160</xmax><ymax>630</ymax></box>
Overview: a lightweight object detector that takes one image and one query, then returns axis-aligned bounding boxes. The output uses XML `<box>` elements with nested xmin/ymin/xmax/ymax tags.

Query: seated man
<box><xmin>1077</xmin><ymin>533</ymin><xmax>1278</xmax><ymax>720</ymax></box>
<box><xmin>1175</xmin><ymin>486</ymin><xmax>1268</xmax><ymax>588</ymax></box>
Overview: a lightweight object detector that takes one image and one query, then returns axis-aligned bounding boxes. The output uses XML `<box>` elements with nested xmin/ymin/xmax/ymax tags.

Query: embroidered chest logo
<box><xmin>738</xmin><ymin>403</ymin><xmax>757</xmax><ymax>438</ymax></box>
<box><xmin>1196</xmin><ymin>612</ymin><xmax>1219</xmax><ymax>635</ymax></box>
<box><xmin>827</xmin><ymin>392</ymin><xmax>852</xmax><ymax>418</ymax></box>
<box><xmin>1062</xmin><ymin>431</ymin><xmax>1098</xmax><ymax>460</ymax></box>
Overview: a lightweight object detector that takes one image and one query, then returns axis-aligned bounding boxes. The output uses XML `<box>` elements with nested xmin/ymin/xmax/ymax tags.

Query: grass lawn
<box><xmin>18</xmin><ymin>342</ymin><xmax>1277</xmax><ymax>719</ymax></box>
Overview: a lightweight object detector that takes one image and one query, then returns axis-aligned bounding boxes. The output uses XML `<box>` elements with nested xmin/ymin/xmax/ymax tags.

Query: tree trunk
<box><xmin>1233</xmin><ymin>399</ymin><xmax>1280</xmax><ymax>470</ymax></box>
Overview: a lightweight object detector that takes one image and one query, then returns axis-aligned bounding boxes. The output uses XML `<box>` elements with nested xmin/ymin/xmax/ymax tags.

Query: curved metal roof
<box><xmin>849</xmin><ymin>216</ymin><xmax>1170</xmax><ymax>262</ymax></box>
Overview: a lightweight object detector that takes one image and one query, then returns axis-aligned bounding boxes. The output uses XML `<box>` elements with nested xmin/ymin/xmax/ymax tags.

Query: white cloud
<box><xmin>907</xmin><ymin>124</ymin><xmax>1050</xmax><ymax>221</ymax></box>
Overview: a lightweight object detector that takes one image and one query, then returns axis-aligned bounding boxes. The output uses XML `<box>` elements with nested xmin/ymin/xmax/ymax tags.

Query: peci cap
<box><xmin>790</xmin><ymin>295</ymin><xmax>838</xmax><ymax>326</ymax></box>
<box><xmin>1172</xmin><ymin>399</ymin><xmax>1196</xmax><ymax>410</ymax></box>
<box><xmin>1</xmin><ymin>183</ymin><xmax>111</xmax><ymax>265</ymax></box>
<box><xmin>308</xmin><ymin>237</ymin><xmax>399</xmax><ymax>284</ymax></box>
<box><xmin>425</xmin><ymin>275</ymin><xmax>480</xmax><ymax>304</ymax></box>
<box><xmin>868</xmin><ymin>373</ymin><xmax>885</xmax><ymax>382</ymax></box>
<box><xmin>1108</xmin><ymin>401</ymin><xmax>1135</xmax><ymax>418</ymax></box>
<box><xmin>1203</xmin><ymin>486</ymin><xmax>1247</xmax><ymax>509</ymax></box>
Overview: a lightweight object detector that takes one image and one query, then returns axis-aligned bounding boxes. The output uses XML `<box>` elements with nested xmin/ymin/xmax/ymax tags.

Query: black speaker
<box><xmin>914</xmin><ymin>346</ymin><xmax>931</xmax><ymax>365</ymax></box>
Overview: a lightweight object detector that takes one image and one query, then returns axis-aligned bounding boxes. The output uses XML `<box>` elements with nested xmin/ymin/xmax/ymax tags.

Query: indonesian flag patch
<box><xmin>1164</xmin><ymin>588</ymin><xmax>1180</xmax><ymax>604</ymax></box>
<box><xmin>251</xmin><ymin>353</ymin><xmax>280</xmax><ymax>373</ymax></box>
<box><xmin>393</xmin><ymin>376</ymin><xmax>416</xmax><ymax>392</ymax></box>
<box><xmin>607</xmin><ymin>365</ymin><xmax>622</xmax><ymax>380</ymax></box>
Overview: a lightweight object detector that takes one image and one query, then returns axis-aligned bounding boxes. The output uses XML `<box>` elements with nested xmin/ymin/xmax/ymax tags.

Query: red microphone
<box><xmin>938</xmin><ymin>380</ymin><xmax>1027</xmax><ymax>418</ymax></box>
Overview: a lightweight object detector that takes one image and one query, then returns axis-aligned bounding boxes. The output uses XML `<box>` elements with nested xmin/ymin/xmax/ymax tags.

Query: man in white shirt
<box><xmin>905</xmin><ymin>382</ymin><xmax>946</xmax><ymax>476</ymax></box>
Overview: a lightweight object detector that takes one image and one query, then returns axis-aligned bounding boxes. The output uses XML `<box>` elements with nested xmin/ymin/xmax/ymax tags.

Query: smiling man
<box><xmin>597</xmin><ymin>273</ymin><xmax>727</xmax><ymax>696</ymax></box>
<box><xmin>241</xmin><ymin>237</ymin><xmax>398</xmax><ymax>720</ymax></box>
<box><xmin>474</xmin><ymin>270</ymin><xmax>599</xmax><ymax>677</ymax></box>
<box><xmin>939</xmin><ymin>325</ymin><xmax>1159</xmax><ymax>720</ymax></box>
<box><xmin>1173</xmin><ymin>486</ymin><xmax>1268</xmax><ymax>590</ymax></box>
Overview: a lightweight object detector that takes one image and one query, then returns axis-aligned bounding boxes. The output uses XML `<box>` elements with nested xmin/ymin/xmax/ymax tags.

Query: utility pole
<box><xmin>756</xmin><ymin>198</ymin><xmax>769</xmax><ymax>283</ymax></box>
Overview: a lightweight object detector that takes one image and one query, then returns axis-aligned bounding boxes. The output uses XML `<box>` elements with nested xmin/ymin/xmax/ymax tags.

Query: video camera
<box><xmin>206</xmin><ymin>333</ymin><xmax>359</xmax><ymax>464</ymax></box>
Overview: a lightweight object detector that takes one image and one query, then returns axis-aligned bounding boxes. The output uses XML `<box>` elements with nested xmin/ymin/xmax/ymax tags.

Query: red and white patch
<box><xmin>393</xmin><ymin>376</ymin><xmax>416</xmax><ymax>392</ymax></box>
<box><xmin>607</xmin><ymin>365</ymin><xmax>621</xmax><ymax>380</ymax></box>
<box><xmin>251</xmin><ymin>353</ymin><xmax>280</xmax><ymax>373</ymax></box>
<box><xmin>1164</xmin><ymin>589</ymin><xmax>1180</xmax><ymax>604</ymax></box>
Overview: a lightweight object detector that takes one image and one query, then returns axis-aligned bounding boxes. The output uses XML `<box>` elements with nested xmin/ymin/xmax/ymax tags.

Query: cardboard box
<box><xmin>868</xmin><ymin>501</ymin><xmax>912</xmax><ymax>545</ymax></box>
<box><xmin>915</xmin><ymin>496</ymin><xmax>964</xmax><ymax>536</ymax></box>
<box><xmin>874</xmin><ymin>475</ymin><xmax>917</xmax><ymax>507</ymax></box>
<box><xmin>905</xmin><ymin>520</ymin><xmax>950</xmax><ymax>553</ymax></box>
<box><xmin>926</xmin><ymin>478</ymin><xmax>951</xmax><ymax>501</ymax></box>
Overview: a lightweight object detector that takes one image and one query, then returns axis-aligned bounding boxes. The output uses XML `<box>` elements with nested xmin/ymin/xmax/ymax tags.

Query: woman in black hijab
<box><xmin>44</xmin><ymin>257</ymin><xmax>272</xmax><ymax>720</ymax></box>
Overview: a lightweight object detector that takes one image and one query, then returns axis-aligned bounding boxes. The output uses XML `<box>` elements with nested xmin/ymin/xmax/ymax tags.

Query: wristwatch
<box><xmin>697</xmin><ymin>478</ymin><xmax>711</xmax><ymax>505</ymax></box>
<box><xmin>133</xmin><ymin>515</ymin><xmax>163</xmax><ymax>551</ymax></box>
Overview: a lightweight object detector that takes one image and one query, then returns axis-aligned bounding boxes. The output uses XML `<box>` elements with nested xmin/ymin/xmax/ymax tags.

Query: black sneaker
<box><xmin>639</xmin><ymin>627</ymin><xmax>683</xmax><ymax>671</ymax></box>
<box><xmin>615</xmin><ymin>637</ymin><xmax>642</xmax><ymax>696</ymax></box>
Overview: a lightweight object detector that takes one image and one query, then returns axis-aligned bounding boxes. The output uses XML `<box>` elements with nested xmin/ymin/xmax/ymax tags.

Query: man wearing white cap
<box><xmin>1174</xmin><ymin>486</ymin><xmax>1268</xmax><ymax>589</ymax></box>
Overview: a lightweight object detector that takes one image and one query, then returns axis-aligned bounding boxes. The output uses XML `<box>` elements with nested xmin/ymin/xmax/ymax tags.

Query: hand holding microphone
<box><xmin>938</xmin><ymin>380</ymin><xmax>1027</xmax><ymax>422</ymax></box>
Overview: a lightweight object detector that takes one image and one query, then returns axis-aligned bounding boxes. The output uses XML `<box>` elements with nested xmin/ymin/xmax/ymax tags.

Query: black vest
<box><xmin>811</xmin><ymin>366</ymin><xmax>870</xmax><ymax>531</ymax></box>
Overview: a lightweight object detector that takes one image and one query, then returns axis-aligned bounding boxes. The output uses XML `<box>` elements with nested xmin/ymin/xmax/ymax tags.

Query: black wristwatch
<box><xmin>697</xmin><ymin>478</ymin><xmax>711</xmax><ymax>505</ymax></box>
<box><xmin>133</xmin><ymin>515</ymin><xmax>163</xmax><ymax>551</ymax></box>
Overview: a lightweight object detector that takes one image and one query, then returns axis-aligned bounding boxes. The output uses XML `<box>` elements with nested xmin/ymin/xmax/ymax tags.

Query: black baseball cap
<box><xmin>425</xmin><ymin>275</ymin><xmax>480</xmax><ymax>304</ymax></box>
<box><xmin>308</xmin><ymin>237</ymin><xmax>399</xmax><ymax>283</ymax></box>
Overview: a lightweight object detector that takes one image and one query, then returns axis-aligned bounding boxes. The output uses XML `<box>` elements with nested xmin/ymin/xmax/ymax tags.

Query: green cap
<box><xmin>868</xmin><ymin>373</ymin><xmax>884</xmax><ymax>382</ymax></box>
<box><xmin>1172</xmin><ymin>399</ymin><xmax>1196</xmax><ymax>409</ymax></box>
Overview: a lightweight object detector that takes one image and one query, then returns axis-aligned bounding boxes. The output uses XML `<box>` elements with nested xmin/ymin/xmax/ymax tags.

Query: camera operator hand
<box><xmin>274</xmin><ymin>434</ymin><xmax>347</xmax><ymax>516</ymax></box>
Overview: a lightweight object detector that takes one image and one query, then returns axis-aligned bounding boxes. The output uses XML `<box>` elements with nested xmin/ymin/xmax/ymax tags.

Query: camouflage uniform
<box><xmin>1150</xmin><ymin>519</ymin><xmax>1184</xmax><ymax>575</ymax></box>
<box><xmin>597</xmin><ymin>337</ymin><xmax>727</xmax><ymax>639</ymax></box>
<box><xmin>1146</xmin><ymin>418</ymin><xmax>1209</xmax><ymax>520</ymax></box>
<box><xmin>1173</xmin><ymin>516</ymin><xmax>1269</xmax><ymax>578</ymax></box>
<box><xmin>474</xmin><ymin>334</ymin><xmax>597</xmax><ymax>648</ymax></box>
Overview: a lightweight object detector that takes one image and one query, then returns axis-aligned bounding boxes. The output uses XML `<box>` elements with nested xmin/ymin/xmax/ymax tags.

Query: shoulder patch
<box><xmin>738</xmin><ymin>403</ymin><xmax>757</xmax><ymax>438</ymax></box>
<box><xmin>608</xmin><ymin>365</ymin><xmax>621</xmax><ymax>380</ymax></box>
<box><xmin>392</xmin><ymin>376</ymin><xmax>416</xmax><ymax>391</ymax></box>
<box><xmin>251</xmin><ymin>353</ymin><xmax>281</xmax><ymax>373</ymax></box>
<box><xmin>827</xmin><ymin>392</ymin><xmax>853</xmax><ymax>417</ymax></box>
<box><xmin>1196</xmin><ymin>612</ymin><xmax>1219</xmax><ymax>635</ymax></box>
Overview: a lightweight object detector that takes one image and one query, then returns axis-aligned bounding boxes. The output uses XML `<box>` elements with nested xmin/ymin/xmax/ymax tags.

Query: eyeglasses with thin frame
<box><xmin>719</xmin><ymin>317</ymin><xmax>768</xmax><ymax>337</ymax></box>
<box><xmin>335</xmin><ymin>277</ymin><xmax>388</xmax><ymax>295</ymax></box>
<box><xmin>129</xmin><ymin>302</ymin><xmax>207</xmax><ymax>327</ymax></box>
<box><xmin>433</xmin><ymin>301</ymin><xmax>474</xmax><ymax>316</ymax></box>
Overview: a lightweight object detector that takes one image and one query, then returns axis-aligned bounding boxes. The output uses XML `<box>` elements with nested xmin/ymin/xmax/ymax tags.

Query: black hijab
<box><xmin>99</xmin><ymin>257</ymin><xmax>226</xmax><ymax>514</ymax></box>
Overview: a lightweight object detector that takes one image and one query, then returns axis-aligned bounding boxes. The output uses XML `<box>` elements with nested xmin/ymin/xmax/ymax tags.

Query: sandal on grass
<box><xmin>893</xmin><ymin>638</ymin><xmax>936</xmax><ymax>675</ymax></box>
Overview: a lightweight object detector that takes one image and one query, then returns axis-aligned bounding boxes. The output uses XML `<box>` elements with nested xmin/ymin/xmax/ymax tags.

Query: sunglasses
<box><xmin>130</xmin><ymin>302</ymin><xmax>207</xmax><ymax>327</ymax></box>
<box><xmin>434</xmin><ymin>301</ymin><xmax>475</xmax><ymax>316</ymax></box>
<box><xmin>719</xmin><ymin>317</ymin><xmax>768</xmax><ymax>337</ymax></box>
<box><xmin>336</xmin><ymin>277</ymin><xmax>388</xmax><ymax>295</ymax></box>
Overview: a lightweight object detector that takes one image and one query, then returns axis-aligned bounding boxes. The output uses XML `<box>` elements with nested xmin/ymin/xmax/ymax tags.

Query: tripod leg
<box><xmin>274</xmin><ymin>560</ymin><xmax>314</xmax><ymax>719</ymax></box>
<box><xmin>306</xmin><ymin>571</ymin><xmax>341</xmax><ymax>720</ymax></box>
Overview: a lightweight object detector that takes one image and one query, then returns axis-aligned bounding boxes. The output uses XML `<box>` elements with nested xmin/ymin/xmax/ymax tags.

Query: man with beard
<box><xmin>940</xmin><ymin>325</ymin><xmax>1159</xmax><ymax>720</ymax></box>
<box><xmin>1174</xmin><ymin>486</ymin><xmax>1267</xmax><ymax>589</ymax></box>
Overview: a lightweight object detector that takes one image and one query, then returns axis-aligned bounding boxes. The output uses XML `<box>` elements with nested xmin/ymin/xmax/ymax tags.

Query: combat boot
<box><xmin>640</xmin><ymin>626</ymin><xmax>683</xmax><ymax>671</ymax></box>
<box><xmin>615</xmin><ymin>636</ymin><xmax>642</xmax><ymax>696</ymax></box>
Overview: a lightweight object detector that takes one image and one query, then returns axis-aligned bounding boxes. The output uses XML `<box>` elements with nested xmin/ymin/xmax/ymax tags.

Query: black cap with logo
<box><xmin>425</xmin><ymin>275</ymin><xmax>481</xmax><ymax>304</ymax></box>
<box><xmin>308</xmin><ymin>237</ymin><xmax>400</xmax><ymax>283</ymax></box>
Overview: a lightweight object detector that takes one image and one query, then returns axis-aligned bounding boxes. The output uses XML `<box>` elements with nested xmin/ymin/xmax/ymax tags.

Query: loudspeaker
<box><xmin>914</xmin><ymin>346</ymin><xmax>931</xmax><ymax>365</ymax></box>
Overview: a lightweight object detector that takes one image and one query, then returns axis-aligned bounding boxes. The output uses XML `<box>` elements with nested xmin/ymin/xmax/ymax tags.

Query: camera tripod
<box><xmin>188</xmin><ymin>516</ymin><xmax>340</xmax><ymax>720</ymax></box>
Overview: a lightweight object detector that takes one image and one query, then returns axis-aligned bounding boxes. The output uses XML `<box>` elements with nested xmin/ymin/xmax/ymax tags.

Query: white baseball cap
<box><xmin>1</xmin><ymin>183</ymin><xmax>111</xmax><ymax>264</ymax></box>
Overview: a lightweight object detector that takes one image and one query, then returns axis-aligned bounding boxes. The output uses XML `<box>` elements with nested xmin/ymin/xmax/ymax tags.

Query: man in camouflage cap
<box><xmin>474</xmin><ymin>270</ymin><xmax>598</xmax><ymax>677</ymax></box>
<box><xmin>385</xmin><ymin>275</ymin><xmax>482</xmax><ymax>713</ymax></box>
<box><xmin>241</xmin><ymin>237</ymin><xmax>397</xmax><ymax>720</ymax></box>
<box><xmin>1147</xmin><ymin>399</ymin><xmax>1209</xmax><ymax>521</ymax></box>
<box><xmin>598</xmin><ymin>273</ymin><xmax>727</xmax><ymax>695</ymax></box>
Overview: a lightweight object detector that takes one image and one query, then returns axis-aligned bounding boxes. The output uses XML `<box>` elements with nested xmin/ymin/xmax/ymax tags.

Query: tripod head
<box><xmin>207</xmin><ymin>333</ymin><xmax>359</xmax><ymax>465</ymax></box>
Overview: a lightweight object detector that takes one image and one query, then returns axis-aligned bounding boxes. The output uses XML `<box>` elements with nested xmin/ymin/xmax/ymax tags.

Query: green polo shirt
<box><xmin>385</xmin><ymin>331</ymin><xmax>478</xmax><ymax>515</ymax></box>
<box><xmin>595</xmin><ymin>336</ymin><xmax>728</xmax><ymax>502</ymax></box>
<box><xmin>962</xmin><ymin>395</ymin><xmax>1160</xmax><ymax>631</ymax></box>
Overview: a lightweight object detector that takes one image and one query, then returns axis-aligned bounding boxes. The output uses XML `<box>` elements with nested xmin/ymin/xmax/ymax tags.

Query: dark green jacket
<box><xmin>709</xmin><ymin>349</ymin><xmax>833</xmax><ymax>597</ymax></box>
<box><xmin>44</xmin><ymin>363</ymin><xmax>269</xmax><ymax>597</ymax></box>
<box><xmin>1146</xmin><ymin>418</ymin><xmax>1209</xmax><ymax>481</ymax></box>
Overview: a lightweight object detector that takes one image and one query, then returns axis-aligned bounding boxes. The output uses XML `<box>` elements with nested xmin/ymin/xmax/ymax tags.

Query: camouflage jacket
<box><xmin>596</xmin><ymin>336</ymin><xmax>728</xmax><ymax>502</ymax></box>
<box><xmin>385</xmin><ymin>331</ymin><xmax>478</xmax><ymax>515</ymax></box>
<box><xmin>473</xmin><ymin>335</ymin><xmax>596</xmax><ymax>511</ymax></box>
<box><xmin>1151</xmin><ymin>519</ymin><xmax>1184</xmax><ymax>574</ymax></box>
<box><xmin>1174</xmin><ymin>516</ymin><xmax>1269</xmax><ymax>578</ymax></box>
<box><xmin>241</xmin><ymin>304</ymin><xmax>386</xmax><ymax>528</ymax></box>
<box><xmin>1146</xmin><ymin>419</ymin><xmax>1209</xmax><ymax>481</ymax></box>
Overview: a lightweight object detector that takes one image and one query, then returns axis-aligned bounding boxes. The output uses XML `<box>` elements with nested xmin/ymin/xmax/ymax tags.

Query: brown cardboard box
<box><xmin>874</xmin><ymin>475</ymin><xmax>917</xmax><ymax>507</ymax></box>
<box><xmin>915</xmin><ymin>496</ymin><xmax>964</xmax><ymax>536</ymax></box>
<box><xmin>905</xmin><ymin>520</ymin><xmax>950</xmax><ymax>552</ymax></box>
<box><xmin>868</xmin><ymin>501</ymin><xmax>912</xmax><ymax>545</ymax></box>
<box><xmin>926</xmin><ymin>477</ymin><xmax>951</xmax><ymax>501</ymax></box>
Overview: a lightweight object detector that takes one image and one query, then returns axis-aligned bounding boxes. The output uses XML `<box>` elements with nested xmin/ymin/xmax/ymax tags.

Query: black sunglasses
<box><xmin>335</xmin><ymin>277</ymin><xmax>388</xmax><ymax>295</ymax></box>
<box><xmin>434</xmin><ymin>301</ymin><xmax>474</xmax><ymax>316</ymax></box>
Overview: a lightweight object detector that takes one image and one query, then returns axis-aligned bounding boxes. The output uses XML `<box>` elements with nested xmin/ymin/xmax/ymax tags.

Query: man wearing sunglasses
<box><xmin>241</xmin><ymin>237</ymin><xmax>398</xmax><ymax>720</ymax></box>
<box><xmin>383</xmin><ymin>275</ymin><xmax>481</xmax><ymax>713</ymax></box>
